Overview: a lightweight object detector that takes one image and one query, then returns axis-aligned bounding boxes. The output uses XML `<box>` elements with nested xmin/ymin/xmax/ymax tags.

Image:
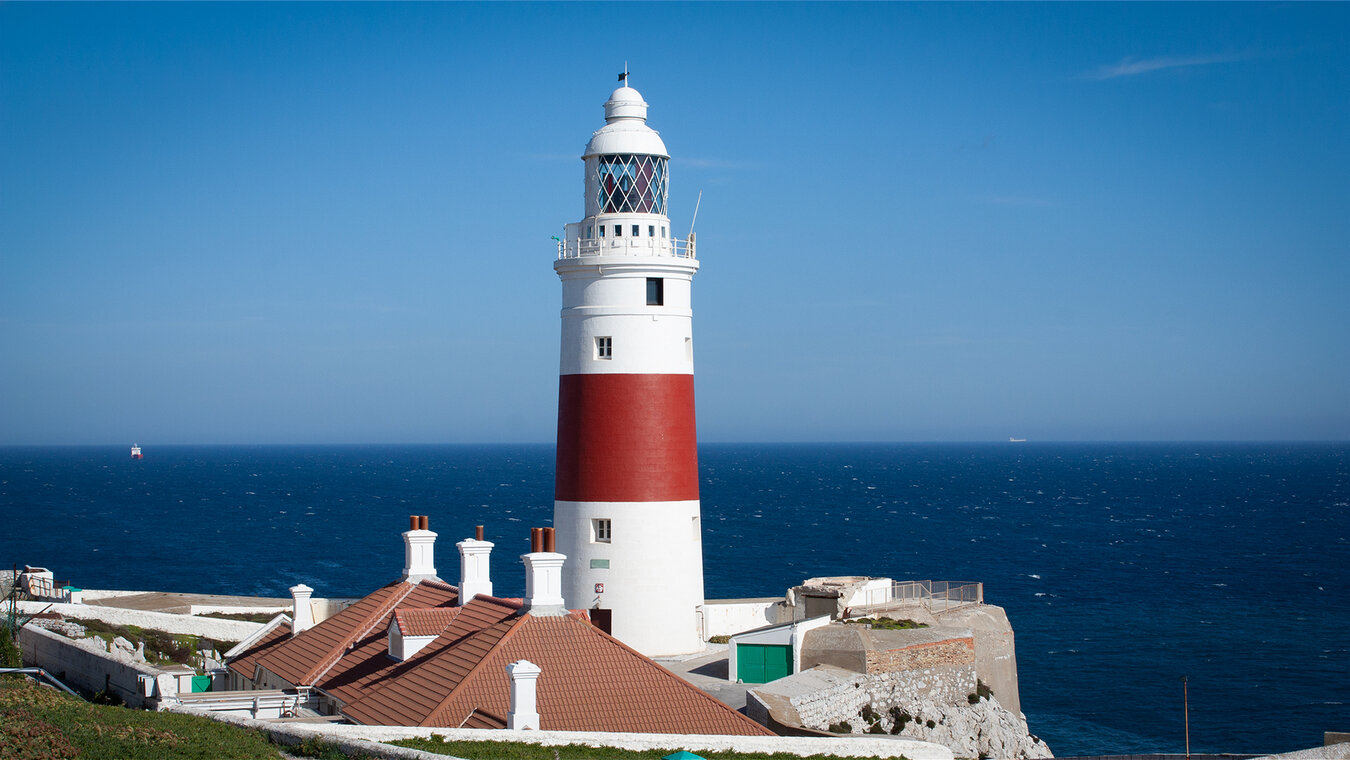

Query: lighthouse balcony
<box><xmin>557</xmin><ymin>236</ymin><xmax>695</xmax><ymax>260</ymax></box>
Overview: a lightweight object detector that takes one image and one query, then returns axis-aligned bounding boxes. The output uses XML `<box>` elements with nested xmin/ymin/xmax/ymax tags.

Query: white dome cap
<box><xmin>584</xmin><ymin>85</ymin><xmax>668</xmax><ymax>158</ymax></box>
<box><xmin>604</xmin><ymin>86</ymin><xmax>648</xmax><ymax>120</ymax></box>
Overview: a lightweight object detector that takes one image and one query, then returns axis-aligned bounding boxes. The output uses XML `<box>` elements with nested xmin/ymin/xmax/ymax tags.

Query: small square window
<box><xmin>646</xmin><ymin>278</ymin><xmax>664</xmax><ymax>306</ymax></box>
<box><xmin>595</xmin><ymin>336</ymin><xmax>612</xmax><ymax>360</ymax></box>
<box><xmin>648</xmin><ymin>225</ymin><xmax>655</xmax><ymax>237</ymax></box>
<box><xmin>631</xmin><ymin>225</ymin><xmax>639</xmax><ymax>237</ymax></box>
<box><xmin>614</xmin><ymin>225</ymin><xmax>622</xmax><ymax>237</ymax></box>
<box><xmin>593</xmin><ymin>519</ymin><xmax>612</xmax><ymax>543</ymax></box>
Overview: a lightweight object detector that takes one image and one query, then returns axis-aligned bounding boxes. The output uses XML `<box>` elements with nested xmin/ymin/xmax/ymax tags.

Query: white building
<box><xmin>552</xmin><ymin>81</ymin><xmax>705</xmax><ymax>657</ymax></box>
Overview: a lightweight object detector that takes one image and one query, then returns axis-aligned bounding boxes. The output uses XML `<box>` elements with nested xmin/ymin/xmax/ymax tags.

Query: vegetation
<box><xmin>707</xmin><ymin>635</ymin><xmax>732</xmax><ymax>644</ymax></box>
<box><xmin>967</xmin><ymin>679</ymin><xmax>994</xmax><ymax>704</ymax></box>
<box><xmin>840</xmin><ymin>617</ymin><xmax>926</xmax><ymax>630</ymax></box>
<box><xmin>826</xmin><ymin>720</ymin><xmax>852</xmax><ymax>734</ymax></box>
<box><xmin>0</xmin><ymin>626</ymin><xmax>20</xmax><ymax>669</ymax></box>
<box><xmin>65</xmin><ymin>618</ymin><xmax>236</xmax><ymax>666</ymax></box>
<box><xmin>889</xmin><ymin>706</ymin><xmax>912</xmax><ymax>734</ymax></box>
<box><xmin>200</xmin><ymin>612</ymin><xmax>278</xmax><ymax>624</ymax></box>
<box><xmin>394</xmin><ymin>736</ymin><xmax>906</xmax><ymax>760</ymax></box>
<box><xmin>0</xmin><ymin>676</ymin><xmax>279</xmax><ymax>759</ymax></box>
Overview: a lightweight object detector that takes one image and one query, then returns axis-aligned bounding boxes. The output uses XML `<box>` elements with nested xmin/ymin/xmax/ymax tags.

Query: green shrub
<box><xmin>828</xmin><ymin>720</ymin><xmax>852</xmax><ymax>734</ymax></box>
<box><xmin>708</xmin><ymin>635</ymin><xmax>731</xmax><ymax>644</ymax></box>
<box><xmin>926</xmin><ymin>719</ymin><xmax>936</xmax><ymax>729</ymax></box>
<box><xmin>867</xmin><ymin>723</ymin><xmax>886</xmax><ymax>734</ymax></box>
<box><xmin>0</xmin><ymin>627</ymin><xmax>20</xmax><ymax>668</ymax></box>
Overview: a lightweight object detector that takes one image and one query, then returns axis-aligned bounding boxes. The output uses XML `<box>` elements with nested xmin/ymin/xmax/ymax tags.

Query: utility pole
<box><xmin>1183</xmin><ymin>676</ymin><xmax>1191</xmax><ymax>760</ymax></box>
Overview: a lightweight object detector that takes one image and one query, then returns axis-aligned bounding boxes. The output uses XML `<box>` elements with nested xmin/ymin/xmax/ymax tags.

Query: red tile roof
<box><xmin>226</xmin><ymin>620</ymin><xmax>292</xmax><ymax>679</ymax></box>
<box><xmin>236</xmin><ymin>578</ymin><xmax>768</xmax><ymax>736</ymax></box>
<box><xmin>252</xmin><ymin>580</ymin><xmax>459</xmax><ymax>689</ymax></box>
<box><xmin>394</xmin><ymin>607</ymin><xmax>462</xmax><ymax>637</ymax></box>
<box><xmin>343</xmin><ymin>599</ymin><xmax>772</xmax><ymax>736</ymax></box>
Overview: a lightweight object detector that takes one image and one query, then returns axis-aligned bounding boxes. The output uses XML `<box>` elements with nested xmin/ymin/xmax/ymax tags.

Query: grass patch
<box><xmin>393</xmin><ymin>736</ymin><xmax>907</xmax><ymax>760</ymax></box>
<box><xmin>0</xmin><ymin>676</ymin><xmax>280</xmax><ymax>759</ymax></box>
<box><xmin>707</xmin><ymin>635</ymin><xmax>732</xmax><ymax>644</ymax></box>
<box><xmin>199</xmin><ymin>611</ymin><xmax>278</xmax><ymax>624</ymax></box>
<box><xmin>840</xmin><ymin>617</ymin><xmax>927</xmax><ymax>630</ymax></box>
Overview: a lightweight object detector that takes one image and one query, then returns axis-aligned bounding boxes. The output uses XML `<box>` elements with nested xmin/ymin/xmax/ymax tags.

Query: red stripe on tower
<box><xmin>555</xmin><ymin>373</ymin><xmax>698</xmax><ymax>503</ymax></box>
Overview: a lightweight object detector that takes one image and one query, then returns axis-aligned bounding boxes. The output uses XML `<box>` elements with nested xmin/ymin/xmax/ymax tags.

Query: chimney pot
<box><xmin>475</xmin><ymin>525</ymin><xmax>484</xmax><ymax>541</ymax></box>
<box><xmin>543</xmin><ymin>527</ymin><xmax>556</xmax><ymax>553</ymax></box>
<box><xmin>401</xmin><ymin>519</ymin><xmax>438</xmax><ymax>583</ymax></box>
<box><xmin>409</xmin><ymin>515</ymin><xmax>418</xmax><ymax>531</ymax></box>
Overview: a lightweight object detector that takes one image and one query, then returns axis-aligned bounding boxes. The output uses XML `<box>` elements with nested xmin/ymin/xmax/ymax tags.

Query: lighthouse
<box><xmin>552</xmin><ymin>81</ymin><xmax>704</xmax><ymax>657</ymax></box>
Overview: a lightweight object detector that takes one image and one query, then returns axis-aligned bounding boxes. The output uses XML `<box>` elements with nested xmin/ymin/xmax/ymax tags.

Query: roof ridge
<box><xmin>301</xmin><ymin>581</ymin><xmax>415</xmax><ymax>685</ymax></box>
<box><xmin>418</xmin><ymin>611</ymin><xmax>528</xmax><ymax>727</ymax></box>
<box><xmin>466</xmin><ymin>594</ymin><xmax>524</xmax><ymax>611</ymax></box>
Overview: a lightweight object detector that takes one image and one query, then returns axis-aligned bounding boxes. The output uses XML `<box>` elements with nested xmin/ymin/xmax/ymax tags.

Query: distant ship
<box><xmin>1009</xmin><ymin>437</ymin><xmax>1026</xmax><ymax>443</ymax></box>
<box><xmin>131</xmin><ymin>444</ymin><xmax>143</xmax><ymax>459</ymax></box>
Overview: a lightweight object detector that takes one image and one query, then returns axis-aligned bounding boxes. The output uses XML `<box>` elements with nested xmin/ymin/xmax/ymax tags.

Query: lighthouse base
<box><xmin>554</xmin><ymin>498</ymin><xmax>705</xmax><ymax>657</ymax></box>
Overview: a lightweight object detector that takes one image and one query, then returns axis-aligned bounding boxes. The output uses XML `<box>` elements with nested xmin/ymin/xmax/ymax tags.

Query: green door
<box><xmin>191</xmin><ymin>675</ymin><xmax>212</xmax><ymax>693</ymax></box>
<box><xmin>736</xmin><ymin>643</ymin><xmax>792</xmax><ymax>683</ymax></box>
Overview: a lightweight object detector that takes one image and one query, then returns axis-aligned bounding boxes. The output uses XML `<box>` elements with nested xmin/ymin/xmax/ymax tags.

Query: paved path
<box><xmin>656</xmin><ymin>645</ymin><xmax>754</xmax><ymax>710</ymax></box>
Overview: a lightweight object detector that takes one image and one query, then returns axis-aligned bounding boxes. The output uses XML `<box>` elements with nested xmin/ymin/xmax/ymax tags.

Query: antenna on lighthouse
<box><xmin>688</xmin><ymin>190</ymin><xmax>703</xmax><ymax>239</ymax></box>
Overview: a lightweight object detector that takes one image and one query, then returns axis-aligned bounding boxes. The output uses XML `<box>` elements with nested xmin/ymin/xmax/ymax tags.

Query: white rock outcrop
<box><xmin>878</xmin><ymin>695</ymin><xmax>1053</xmax><ymax>759</ymax></box>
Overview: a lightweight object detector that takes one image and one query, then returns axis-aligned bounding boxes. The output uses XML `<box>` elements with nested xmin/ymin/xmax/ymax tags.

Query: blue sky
<box><xmin>2</xmin><ymin>2</ymin><xmax>1346</xmax><ymax>444</ymax></box>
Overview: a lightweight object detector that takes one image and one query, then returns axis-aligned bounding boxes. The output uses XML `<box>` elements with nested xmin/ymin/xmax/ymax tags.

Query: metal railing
<box><xmin>557</xmin><ymin>236</ymin><xmax>695</xmax><ymax>260</ymax></box>
<box><xmin>851</xmin><ymin>580</ymin><xmax>984</xmax><ymax>615</ymax></box>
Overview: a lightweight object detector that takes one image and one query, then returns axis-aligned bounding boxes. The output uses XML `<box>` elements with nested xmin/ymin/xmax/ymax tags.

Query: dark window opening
<box><xmin>646</xmin><ymin>278</ymin><xmax>664</xmax><ymax>306</ymax></box>
<box><xmin>614</xmin><ymin>225</ymin><xmax>622</xmax><ymax>237</ymax></box>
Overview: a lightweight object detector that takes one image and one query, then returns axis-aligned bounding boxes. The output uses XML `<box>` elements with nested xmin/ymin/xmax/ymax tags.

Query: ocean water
<box><xmin>1</xmin><ymin>442</ymin><xmax>1346</xmax><ymax>755</ymax></box>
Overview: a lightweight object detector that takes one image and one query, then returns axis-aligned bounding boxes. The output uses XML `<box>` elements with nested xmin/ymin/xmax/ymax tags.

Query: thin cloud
<box><xmin>1085</xmin><ymin>53</ymin><xmax>1248</xmax><ymax>80</ymax></box>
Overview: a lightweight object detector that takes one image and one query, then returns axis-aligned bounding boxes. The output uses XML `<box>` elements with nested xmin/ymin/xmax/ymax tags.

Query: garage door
<box><xmin>736</xmin><ymin>643</ymin><xmax>792</xmax><ymax>683</ymax></box>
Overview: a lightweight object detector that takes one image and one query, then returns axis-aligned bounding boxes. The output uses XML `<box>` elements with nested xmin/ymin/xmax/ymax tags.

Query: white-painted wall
<box><xmin>19</xmin><ymin>625</ymin><xmax>177</xmax><ymax>708</ymax></box>
<box><xmin>555</xmin><ymin>498</ymin><xmax>703</xmax><ymax>657</ymax></box>
<box><xmin>555</xmin><ymin>258</ymin><xmax>697</xmax><ymax>376</ymax></box>
<box><xmin>168</xmin><ymin>707</ymin><xmax>956</xmax><ymax>760</ymax></box>
<box><xmin>701</xmin><ymin>599</ymin><xmax>785</xmax><ymax>638</ymax></box>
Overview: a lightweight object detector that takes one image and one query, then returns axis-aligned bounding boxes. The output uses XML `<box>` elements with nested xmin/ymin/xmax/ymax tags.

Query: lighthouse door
<box><xmin>590</xmin><ymin>608</ymin><xmax>612</xmax><ymax>635</ymax></box>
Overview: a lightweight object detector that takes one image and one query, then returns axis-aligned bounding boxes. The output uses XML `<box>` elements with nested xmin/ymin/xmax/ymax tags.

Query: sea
<box><xmin>1</xmin><ymin>442</ymin><xmax>1346</xmax><ymax>756</ymax></box>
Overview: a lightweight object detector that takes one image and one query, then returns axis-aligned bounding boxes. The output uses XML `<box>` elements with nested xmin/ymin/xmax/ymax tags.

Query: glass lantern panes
<box><xmin>596</xmin><ymin>154</ymin><xmax>668</xmax><ymax>214</ymax></box>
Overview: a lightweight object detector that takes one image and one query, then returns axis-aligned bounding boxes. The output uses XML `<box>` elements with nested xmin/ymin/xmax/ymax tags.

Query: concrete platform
<box><xmin>83</xmin><ymin>591</ymin><xmax>292</xmax><ymax>615</ymax></box>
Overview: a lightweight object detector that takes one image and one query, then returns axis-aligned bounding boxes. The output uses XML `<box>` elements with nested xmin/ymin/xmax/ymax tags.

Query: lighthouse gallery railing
<box><xmin>557</xmin><ymin>236</ymin><xmax>695</xmax><ymax>260</ymax></box>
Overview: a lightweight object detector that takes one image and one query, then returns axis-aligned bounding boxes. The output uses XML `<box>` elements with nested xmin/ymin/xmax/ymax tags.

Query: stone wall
<box><xmin>783</xmin><ymin>664</ymin><xmax>977</xmax><ymax>731</ymax></box>
<box><xmin>19</xmin><ymin>625</ymin><xmax>175</xmax><ymax>708</ymax></box>
<box><xmin>864</xmin><ymin>637</ymin><xmax>974</xmax><ymax>675</ymax></box>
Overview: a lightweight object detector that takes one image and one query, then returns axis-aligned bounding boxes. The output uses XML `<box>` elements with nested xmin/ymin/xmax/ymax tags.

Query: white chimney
<box><xmin>457</xmin><ymin>533</ymin><xmax>494</xmax><ymax>605</ymax></box>
<box><xmin>401</xmin><ymin>515</ymin><xmax>438</xmax><ymax>583</ymax></box>
<box><xmin>506</xmin><ymin>659</ymin><xmax>541</xmax><ymax>730</ymax></box>
<box><xmin>521</xmin><ymin>552</ymin><xmax>566</xmax><ymax>616</ymax></box>
<box><xmin>290</xmin><ymin>584</ymin><xmax>314</xmax><ymax>636</ymax></box>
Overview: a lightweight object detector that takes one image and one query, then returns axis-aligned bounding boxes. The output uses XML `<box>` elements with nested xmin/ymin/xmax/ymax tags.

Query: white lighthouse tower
<box><xmin>552</xmin><ymin>81</ymin><xmax>704</xmax><ymax>657</ymax></box>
